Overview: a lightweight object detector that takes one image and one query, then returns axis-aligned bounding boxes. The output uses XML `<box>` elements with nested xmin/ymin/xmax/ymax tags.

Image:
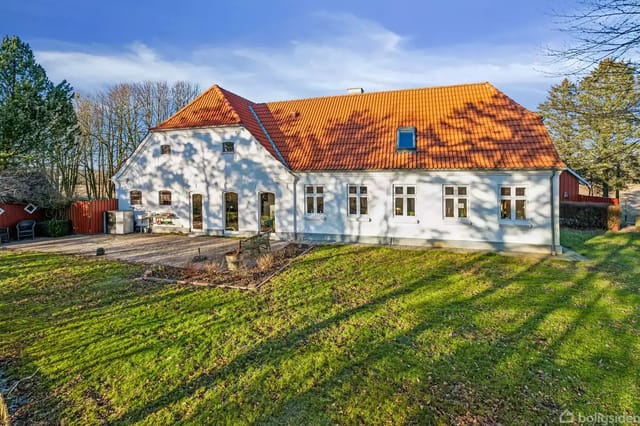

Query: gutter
<box><xmin>247</xmin><ymin>105</ymin><xmax>290</xmax><ymax>169</ymax></box>
<box><xmin>550</xmin><ymin>169</ymin><xmax>558</xmax><ymax>255</ymax></box>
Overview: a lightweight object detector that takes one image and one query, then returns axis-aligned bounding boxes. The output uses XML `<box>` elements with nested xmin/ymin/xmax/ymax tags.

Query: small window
<box><xmin>222</xmin><ymin>142</ymin><xmax>235</xmax><ymax>153</ymax></box>
<box><xmin>500</xmin><ymin>186</ymin><xmax>527</xmax><ymax>221</ymax></box>
<box><xmin>443</xmin><ymin>185</ymin><xmax>469</xmax><ymax>219</ymax></box>
<box><xmin>305</xmin><ymin>185</ymin><xmax>324</xmax><ymax>214</ymax></box>
<box><xmin>130</xmin><ymin>190</ymin><xmax>142</xmax><ymax>206</ymax></box>
<box><xmin>397</xmin><ymin>127</ymin><xmax>416</xmax><ymax>150</ymax></box>
<box><xmin>394</xmin><ymin>185</ymin><xmax>416</xmax><ymax>217</ymax></box>
<box><xmin>159</xmin><ymin>190</ymin><xmax>172</xmax><ymax>206</ymax></box>
<box><xmin>24</xmin><ymin>203</ymin><xmax>38</xmax><ymax>214</ymax></box>
<box><xmin>160</xmin><ymin>145</ymin><xmax>171</xmax><ymax>155</ymax></box>
<box><xmin>347</xmin><ymin>185</ymin><xmax>368</xmax><ymax>216</ymax></box>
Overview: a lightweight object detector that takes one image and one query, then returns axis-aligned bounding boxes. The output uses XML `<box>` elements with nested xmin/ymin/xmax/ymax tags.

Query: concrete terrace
<box><xmin>2</xmin><ymin>234</ymin><xmax>288</xmax><ymax>268</ymax></box>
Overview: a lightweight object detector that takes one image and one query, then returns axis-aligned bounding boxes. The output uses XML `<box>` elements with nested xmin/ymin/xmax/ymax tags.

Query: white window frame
<box><xmin>443</xmin><ymin>185</ymin><xmax>469</xmax><ymax>221</ymax></box>
<box><xmin>499</xmin><ymin>185</ymin><xmax>528</xmax><ymax>224</ymax></box>
<box><xmin>393</xmin><ymin>184</ymin><xmax>416</xmax><ymax>218</ymax></box>
<box><xmin>347</xmin><ymin>184</ymin><xmax>369</xmax><ymax>217</ymax></box>
<box><xmin>305</xmin><ymin>185</ymin><xmax>325</xmax><ymax>216</ymax></box>
<box><xmin>129</xmin><ymin>190</ymin><xmax>142</xmax><ymax>206</ymax></box>
<box><xmin>222</xmin><ymin>141</ymin><xmax>235</xmax><ymax>154</ymax></box>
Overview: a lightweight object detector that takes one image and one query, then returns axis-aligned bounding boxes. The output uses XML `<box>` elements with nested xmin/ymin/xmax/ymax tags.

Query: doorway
<box><xmin>260</xmin><ymin>192</ymin><xmax>275</xmax><ymax>232</ymax></box>
<box><xmin>191</xmin><ymin>193</ymin><xmax>203</xmax><ymax>231</ymax></box>
<box><xmin>224</xmin><ymin>192</ymin><xmax>239</xmax><ymax>231</ymax></box>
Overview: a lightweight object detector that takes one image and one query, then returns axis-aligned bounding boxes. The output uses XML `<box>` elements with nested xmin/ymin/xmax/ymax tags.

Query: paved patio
<box><xmin>1</xmin><ymin>234</ymin><xmax>288</xmax><ymax>268</ymax></box>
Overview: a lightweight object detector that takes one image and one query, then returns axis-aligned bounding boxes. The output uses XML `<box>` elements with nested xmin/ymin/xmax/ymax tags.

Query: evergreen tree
<box><xmin>539</xmin><ymin>59</ymin><xmax>640</xmax><ymax>198</ymax></box>
<box><xmin>0</xmin><ymin>35</ymin><xmax>51</xmax><ymax>167</ymax></box>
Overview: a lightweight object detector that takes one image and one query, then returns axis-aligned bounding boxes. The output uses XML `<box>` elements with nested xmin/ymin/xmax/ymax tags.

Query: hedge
<box><xmin>36</xmin><ymin>219</ymin><xmax>71</xmax><ymax>237</ymax></box>
<box><xmin>560</xmin><ymin>202</ymin><xmax>621</xmax><ymax>230</ymax></box>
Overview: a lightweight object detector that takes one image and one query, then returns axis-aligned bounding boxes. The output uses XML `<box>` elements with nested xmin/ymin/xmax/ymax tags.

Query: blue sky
<box><xmin>5</xmin><ymin>0</ymin><xmax>581</xmax><ymax>109</ymax></box>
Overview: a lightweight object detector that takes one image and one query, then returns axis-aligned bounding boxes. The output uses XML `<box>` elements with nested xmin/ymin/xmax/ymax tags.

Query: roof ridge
<box><xmin>213</xmin><ymin>85</ymin><xmax>245</xmax><ymax>123</ymax></box>
<box><xmin>264</xmin><ymin>81</ymin><xmax>493</xmax><ymax>106</ymax></box>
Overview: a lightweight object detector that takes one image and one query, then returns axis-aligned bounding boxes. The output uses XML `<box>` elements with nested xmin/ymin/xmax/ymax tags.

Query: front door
<box><xmin>191</xmin><ymin>193</ymin><xmax>203</xmax><ymax>231</ymax></box>
<box><xmin>259</xmin><ymin>192</ymin><xmax>275</xmax><ymax>232</ymax></box>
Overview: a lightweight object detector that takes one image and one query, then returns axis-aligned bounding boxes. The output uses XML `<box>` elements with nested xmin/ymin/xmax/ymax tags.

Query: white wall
<box><xmin>114</xmin><ymin>126</ymin><xmax>295</xmax><ymax>236</ymax></box>
<box><xmin>114</xmin><ymin>127</ymin><xmax>560</xmax><ymax>252</ymax></box>
<box><xmin>294</xmin><ymin>170</ymin><xmax>560</xmax><ymax>251</ymax></box>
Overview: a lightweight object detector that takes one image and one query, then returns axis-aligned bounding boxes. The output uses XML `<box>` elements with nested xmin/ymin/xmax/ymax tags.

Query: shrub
<box><xmin>607</xmin><ymin>205</ymin><xmax>621</xmax><ymax>231</ymax></box>
<box><xmin>256</xmin><ymin>253</ymin><xmax>275</xmax><ymax>270</ymax></box>
<box><xmin>36</xmin><ymin>219</ymin><xmax>71</xmax><ymax>237</ymax></box>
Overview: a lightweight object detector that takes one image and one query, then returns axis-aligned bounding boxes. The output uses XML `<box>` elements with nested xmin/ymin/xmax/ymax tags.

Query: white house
<box><xmin>113</xmin><ymin>82</ymin><xmax>565</xmax><ymax>253</ymax></box>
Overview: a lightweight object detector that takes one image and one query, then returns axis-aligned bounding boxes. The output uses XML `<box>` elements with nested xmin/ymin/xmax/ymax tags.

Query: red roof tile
<box><xmin>153</xmin><ymin>82</ymin><xmax>564</xmax><ymax>170</ymax></box>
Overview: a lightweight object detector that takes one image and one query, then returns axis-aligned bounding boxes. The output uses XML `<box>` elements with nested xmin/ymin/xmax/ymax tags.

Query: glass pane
<box><xmin>348</xmin><ymin>197</ymin><xmax>357</xmax><ymax>215</ymax></box>
<box><xmin>317</xmin><ymin>196</ymin><xmax>324</xmax><ymax>214</ymax></box>
<box><xmin>516</xmin><ymin>200</ymin><xmax>526</xmax><ymax>220</ymax></box>
<box><xmin>348</xmin><ymin>185</ymin><xmax>357</xmax><ymax>194</ymax></box>
<box><xmin>395</xmin><ymin>186</ymin><xmax>403</xmax><ymax>195</ymax></box>
<box><xmin>407</xmin><ymin>186</ymin><xmax>415</xmax><ymax>195</ymax></box>
<box><xmin>360</xmin><ymin>197</ymin><xmax>368</xmax><ymax>215</ymax></box>
<box><xmin>407</xmin><ymin>198</ymin><xmax>416</xmax><ymax>216</ymax></box>
<box><xmin>444</xmin><ymin>186</ymin><xmax>454</xmax><ymax>196</ymax></box>
<box><xmin>516</xmin><ymin>187</ymin><xmax>526</xmax><ymax>197</ymax></box>
<box><xmin>224</xmin><ymin>192</ymin><xmax>238</xmax><ymax>231</ymax></box>
<box><xmin>500</xmin><ymin>199</ymin><xmax>511</xmax><ymax>219</ymax></box>
<box><xmin>360</xmin><ymin>186</ymin><xmax>367</xmax><ymax>194</ymax></box>
<box><xmin>501</xmin><ymin>187</ymin><xmax>511</xmax><ymax>196</ymax></box>
<box><xmin>395</xmin><ymin>197</ymin><xmax>403</xmax><ymax>216</ymax></box>
<box><xmin>306</xmin><ymin>186</ymin><xmax>314</xmax><ymax>194</ymax></box>
<box><xmin>316</xmin><ymin>186</ymin><xmax>324</xmax><ymax>194</ymax></box>
<box><xmin>458</xmin><ymin>198</ymin><xmax>468</xmax><ymax>218</ymax></box>
<box><xmin>445</xmin><ymin>198</ymin><xmax>454</xmax><ymax>217</ymax></box>
<box><xmin>222</xmin><ymin>142</ymin><xmax>234</xmax><ymax>153</ymax></box>
<box><xmin>458</xmin><ymin>186</ymin><xmax>467</xmax><ymax>196</ymax></box>
<box><xmin>306</xmin><ymin>196</ymin><xmax>314</xmax><ymax>214</ymax></box>
<box><xmin>397</xmin><ymin>129</ymin><xmax>415</xmax><ymax>149</ymax></box>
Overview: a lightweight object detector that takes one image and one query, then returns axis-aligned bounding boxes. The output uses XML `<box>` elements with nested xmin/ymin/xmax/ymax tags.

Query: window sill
<box><xmin>499</xmin><ymin>219</ymin><xmax>532</xmax><ymax>228</ymax></box>
<box><xmin>347</xmin><ymin>216</ymin><xmax>371</xmax><ymax>222</ymax></box>
<box><xmin>304</xmin><ymin>214</ymin><xmax>326</xmax><ymax>221</ymax></box>
<box><xmin>443</xmin><ymin>218</ymin><xmax>472</xmax><ymax>225</ymax></box>
<box><xmin>391</xmin><ymin>217</ymin><xmax>419</xmax><ymax>224</ymax></box>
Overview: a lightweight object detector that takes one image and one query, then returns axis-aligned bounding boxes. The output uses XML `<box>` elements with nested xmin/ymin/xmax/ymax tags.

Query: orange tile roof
<box><xmin>153</xmin><ymin>82</ymin><xmax>564</xmax><ymax>171</ymax></box>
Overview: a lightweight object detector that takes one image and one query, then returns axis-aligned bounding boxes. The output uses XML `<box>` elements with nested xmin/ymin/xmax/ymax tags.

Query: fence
<box><xmin>565</xmin><ymin>194</ymin><xmax>619</xmax><ymax>205</ymax></box>
<box><xmin>0</xmin><ymin>203</ymin><xmax>45</xmax><ymax>238</ymax></box>
<box><xmin>70</xmin><ymin>199</ymin><xmax>119</xmax><ymax>234</ymax></box>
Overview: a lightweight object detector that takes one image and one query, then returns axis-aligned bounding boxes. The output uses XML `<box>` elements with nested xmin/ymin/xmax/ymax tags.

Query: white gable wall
<box><xmin>114</xmin><ymin>126</ymin><xmax>295</xmax><ymax>236</ymax></box>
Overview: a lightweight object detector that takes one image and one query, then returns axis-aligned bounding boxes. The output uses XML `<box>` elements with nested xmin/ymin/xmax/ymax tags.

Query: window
<box><xmin>500</xmin><ymin>186</ymin><xmax>527</xmax><ymax>221</ymax></box>
<box><xmin>443</xmin><ymin>185</ymin><xmax>468</xmax><ymax>219</ymax></box>
<box><xmin>224</xmin><ymin>192</ymin><xmax>239</xmax><ymax>231</ymax></box>
<box><xmin>397</xmin><ymin>127</ymin><xmax>416</xmax><ymax>150</ymax></box>
<box><xmin>160</xmin><ymin>144</ymin><xmax>171</xmax><ymax>155</ymax></box>
<box><xmin>159</xmin><ymin>190</ymin><xmax>172</xmax><ymax>206</ymax></box>
<box><xmin>222</xmin><ymin>142</ymin><xmax>235</xmax><ymax>153</ymax></box>
<box><xmin>394</xmin><ymin>185</ymin><xmax>416</xmax><ymax>217</ymax></box>
<box><xmin>130</xmin><ymin>190</ymin><xmax>142</xmax><ymax>206</ymax></box>
<box><xmin>348</xmin><ymin>185</ymin><xmax>368</xmax><ymax>216</ymax></box>
<box><xmin>305</xmin><ymin>185</ymin><xmax>324</xmax><ymax>214</ymax></box>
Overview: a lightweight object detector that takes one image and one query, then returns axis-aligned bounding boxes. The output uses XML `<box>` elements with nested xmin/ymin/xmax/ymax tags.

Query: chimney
<box><xmin>347</xmin><ymin>87</ymin><xmax>364</xmax><ymax>95</ymax></box>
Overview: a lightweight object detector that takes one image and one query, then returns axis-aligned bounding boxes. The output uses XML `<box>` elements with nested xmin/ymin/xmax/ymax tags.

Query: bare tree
<box><xmin>552</xmin><ymin>0</ymin><xmax>640</xmax><ymax>69</ymax></box>
<box><xmin>76</xmin><ymin>81</ymin><xmax>200</xmax><ymax>199</ymax></box>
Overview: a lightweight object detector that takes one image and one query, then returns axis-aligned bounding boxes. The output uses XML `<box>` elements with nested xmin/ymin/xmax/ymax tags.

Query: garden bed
<box><xmin>141</xmin><ymin>243</ymin><xmax>312</xmax><ymax>290</ymax></box>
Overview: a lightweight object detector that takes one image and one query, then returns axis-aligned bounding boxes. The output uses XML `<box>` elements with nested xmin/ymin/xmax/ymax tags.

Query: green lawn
<box><xmin>1</xmin><ymin>230</ymin><xmax>639</xmax><ymax>425</ymax></box>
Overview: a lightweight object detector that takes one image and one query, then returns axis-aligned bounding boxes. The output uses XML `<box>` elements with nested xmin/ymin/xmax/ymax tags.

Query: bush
<box><xmin>256</xmin><ymin>253</ymin><xmax>275</xmax><ymax>270</ymax></box>
<box><xmin>36</xmin><ymin>219</ymin><xmax>71</xmax><ymax>237</ymax></box>
<box><xmin>607</xmin><ymin>205</ymin><xmax>621</xmax><ymax>231</ymax></box>
<box><xmin>560</xmin><ymin>202</ymin><xmax>608</xmax><ymax>230</ymax></box>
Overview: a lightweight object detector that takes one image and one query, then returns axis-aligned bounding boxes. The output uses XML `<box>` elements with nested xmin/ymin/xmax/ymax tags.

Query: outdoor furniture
<box><xmin>16</xmin><ymin>220</ymin><xmax>36</xmax><ymax>240</ymax></box>
<box><xmin>0</xmin><ymin>227</ymin><xmax>9</xmax><ymax>244</ymax></box>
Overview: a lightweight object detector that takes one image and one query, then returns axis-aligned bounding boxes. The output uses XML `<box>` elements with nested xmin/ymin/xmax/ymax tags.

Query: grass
<box><xmin>0</xmin><ymin>229</ymin><xmax>639</xmax><ymax>424</ymax></box>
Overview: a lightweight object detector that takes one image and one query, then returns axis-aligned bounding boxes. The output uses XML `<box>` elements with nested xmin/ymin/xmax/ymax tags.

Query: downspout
<box><xmin>550</xmin><ymin>170</ymin><xmax>557</xmax><ymax>255</ymax></box>
<box><xmin>293</xmin><ymin>174</ymin><xmax>298</xmax><ymax>241</ymax></box>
